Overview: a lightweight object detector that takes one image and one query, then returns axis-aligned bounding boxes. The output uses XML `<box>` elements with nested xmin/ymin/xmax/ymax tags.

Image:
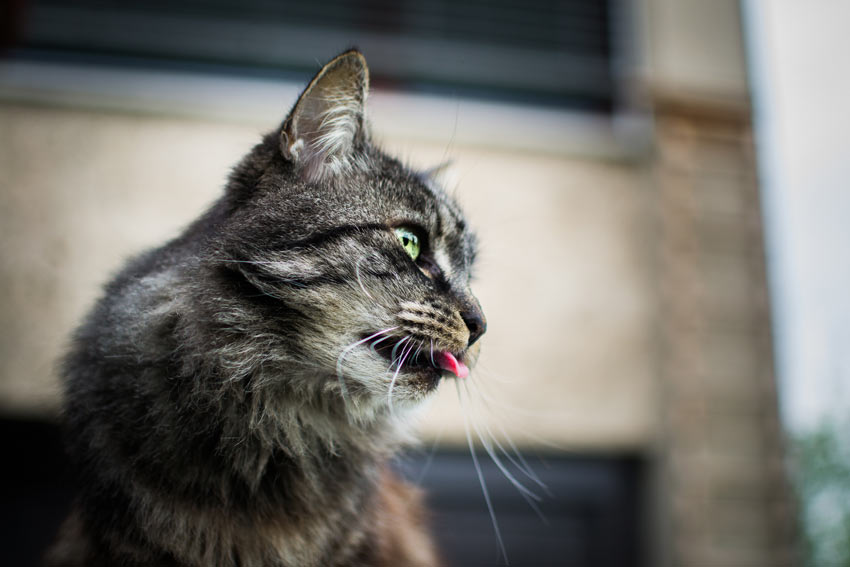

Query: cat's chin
<box><xmin>379</xmin><ymin>365</ymin><xmax>448</xmax><ymax>410</ymax></box>
<box><xmin>407</xmin><ymin>366</ymin><xmax>445</xmax><ymax>395</ymax></box>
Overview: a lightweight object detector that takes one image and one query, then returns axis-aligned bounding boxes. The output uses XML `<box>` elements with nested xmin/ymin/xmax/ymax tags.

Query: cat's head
<box><xmin>207</xmin><ymin>50</ymin><xmax>484</xmax><ymax>420</ymax></box>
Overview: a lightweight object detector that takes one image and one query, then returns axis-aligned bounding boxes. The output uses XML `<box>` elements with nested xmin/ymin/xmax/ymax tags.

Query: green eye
<box><xmin>394</xmin><ymin>227</ymin><xmax>421</xmax><ymax>261</ymax></box>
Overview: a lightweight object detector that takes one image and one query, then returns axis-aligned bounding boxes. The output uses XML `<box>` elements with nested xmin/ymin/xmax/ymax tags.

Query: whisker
<box><xmin>387</xmin><ymin>339</ymin><xmax>416</xmax><ymax>417</ymax></box>
<box><xmin>393</xmin><ymin>338</ymin><xmax>416</xmax><ymax>374</ymax></box>
<box><xmin>389</xmin><ymin>336</ymin><xmax>411</xmax><ymax>367</ymax></box>
<box><xmin>456</xmin><ymin>379</ymin><xmax>508</xmax><ymax>565</ymax></box>
<box><xmin>462</xmin><ymin>383</ymin><xmax>541</xmax><ymax>503</ymax></box>
<box><xmin>470</xmin><ymin>361</ymin><xmax>526</xmax><ymax>385</ymax></box>
<box><xmin>410</xmin><ymin>342</ymin><xmax>425</xmax><ymax>366</ymax></box>
<box><xmin>466</xmin><ymin>370</ymin><xmax>576</xmax><ymax>426</ymax></box>
<box><xmin>369</xmin><ymin>334</ymin><xmax>394</xmax><ymax>356</ymax></box>
<box><xmin>479</xmin><ymin>423</ymin><xmax>548</xmax><ymax>497</ymax></box>
<box><xmin>354</xmin><ymin>255</ymin><xmax>374</xmax><ymax>300</ymax></box>
<box><xmin>336</xmin><ymin>327</ymin><xmax>398</xmax><ymax>415</ymax></box>
<box><xmin>463</xmin><ymin>391</ymin><xmax>548</xmax><ymax>528</ymax></box>
<box><xmin>467</xmin><ymin>377</ymin><xmax>549</xmax><ymax>493</ymax></box>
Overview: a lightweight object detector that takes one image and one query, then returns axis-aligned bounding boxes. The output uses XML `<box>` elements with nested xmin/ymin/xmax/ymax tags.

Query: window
<box><xmin>14</xmin><ymin>0</ymin><xmax>616</xmax><ymax>111</ymax></box>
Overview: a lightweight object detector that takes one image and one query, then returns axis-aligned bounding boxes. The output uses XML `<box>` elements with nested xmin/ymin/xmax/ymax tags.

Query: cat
<box><xmin>45</xmin><ymin>49</ymin><xmax>486</xmax><ymax>567</ymax></box>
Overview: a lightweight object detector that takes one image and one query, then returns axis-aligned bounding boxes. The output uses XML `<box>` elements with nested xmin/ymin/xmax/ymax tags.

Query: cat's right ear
<box><xmin>281</xmin><ymin>50</ymin><xmax>369</xmax><ymax>183</ymax></box>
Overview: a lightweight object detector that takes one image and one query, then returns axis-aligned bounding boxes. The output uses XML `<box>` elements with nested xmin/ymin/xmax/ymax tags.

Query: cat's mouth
<box><xmin>364</xmin><ymin>334</ymin><xmax>469</xmax><ymax>379</ymax></box>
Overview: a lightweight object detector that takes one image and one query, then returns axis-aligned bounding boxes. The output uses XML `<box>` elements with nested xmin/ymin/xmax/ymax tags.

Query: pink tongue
<box><xmin>436</xmin><ymin>351</ymin><xmax>469</xmax><ymax>379</ymax></box>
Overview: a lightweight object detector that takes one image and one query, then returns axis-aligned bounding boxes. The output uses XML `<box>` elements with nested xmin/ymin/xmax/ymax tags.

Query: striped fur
<box><xmin>47</xmin><ymin>50</ymin><xmax>484</xmax><ymax>567</ymax></box>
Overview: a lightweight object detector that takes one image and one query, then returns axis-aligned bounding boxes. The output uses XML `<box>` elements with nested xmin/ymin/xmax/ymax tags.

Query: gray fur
<box><xmin>46</xmin><ymin>50</ymin><xmax>485</xmax><ymax>567</ymax></box>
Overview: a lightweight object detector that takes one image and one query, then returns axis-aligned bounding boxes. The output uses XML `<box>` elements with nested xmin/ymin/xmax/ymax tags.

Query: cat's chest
<box><xmin>242</xmin><ymin>500</ymin><xmax>371</xmax><ymax>567</ymax></box>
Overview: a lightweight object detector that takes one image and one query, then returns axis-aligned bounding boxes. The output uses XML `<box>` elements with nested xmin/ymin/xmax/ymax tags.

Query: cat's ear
<box><xmin>281</xmin><ymin>50</ymin><xmax>369</xmax><ymax>182</ymax></box>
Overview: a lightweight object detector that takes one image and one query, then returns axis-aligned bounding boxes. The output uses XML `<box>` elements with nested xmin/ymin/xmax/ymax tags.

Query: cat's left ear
<box><xmin>281</xmin><ymin>50</ymin><xmax>369</xmax><ymax>182</ymax></box>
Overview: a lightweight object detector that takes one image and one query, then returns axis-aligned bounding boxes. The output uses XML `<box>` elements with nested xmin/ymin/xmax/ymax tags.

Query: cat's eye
<box><xmin>394</xmin><ymin>227</ymin><xmax>421</xmax><ymax>261</ymax></box>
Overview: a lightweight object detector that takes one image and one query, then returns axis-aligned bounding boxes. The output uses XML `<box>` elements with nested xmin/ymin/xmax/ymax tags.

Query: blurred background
<box><xmin>1</xmin><ymin>0</ymin><xmax>847</xmax><ymax>566</ymax></box>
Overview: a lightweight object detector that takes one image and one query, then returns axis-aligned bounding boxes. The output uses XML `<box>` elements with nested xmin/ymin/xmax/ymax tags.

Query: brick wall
<box><xmin>651</xmin><ymin>102</ymin><xmax>797</xmax><ymax>566</ymax></box>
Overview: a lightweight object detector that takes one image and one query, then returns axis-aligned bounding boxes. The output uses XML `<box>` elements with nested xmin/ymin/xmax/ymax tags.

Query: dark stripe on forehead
<box><xmin>436</xmin><ymin>201</ymin><xmax>468</xmax><ymax>250</ymax></box>
<box><xmin>443</xmin><ymin>199</ymin><xmax>466</xmax><ymax>232</ymax></box>
<box><xmin>413</xmin><ymin>176</ymin><xmax>477</xmax><ymax>277</ymax></box>
<box><xmin>454</xmin><ymin>214</ymin><xmax>467</xmax><ymax>233</ymax></box>
<box><xmin>272</xmin><ymin>223</ymin><xmax>387</xmax><ymax>251</ymax></box>
<box><xmin>229</xmin><ymin>256</ymin><xmax>400</xmax><ymax>292</ymax></box>
<box><xmin>421</xmin><ymin>190</ymin><xmax>460</xmax><ymax>244</ymax></box>
<box><xmin>230</xmin><ymin>238</ymin><xmax>409</xmax><ymax>289</ymax></box>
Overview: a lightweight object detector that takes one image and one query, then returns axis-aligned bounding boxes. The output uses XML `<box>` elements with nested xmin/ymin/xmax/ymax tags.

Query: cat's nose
<box><xmin>461</xmin><ymin>304</ymin><xmax>487</xmax><ymax>347</ymax></box>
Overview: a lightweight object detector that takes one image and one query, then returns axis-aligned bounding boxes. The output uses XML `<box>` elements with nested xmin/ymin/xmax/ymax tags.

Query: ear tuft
<box><xmin>281</xmin><ymin>50</ymin><xmax>369</xmax><ymax>182</ymax></box>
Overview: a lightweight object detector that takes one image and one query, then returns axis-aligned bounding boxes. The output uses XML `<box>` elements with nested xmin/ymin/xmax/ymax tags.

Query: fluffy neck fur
<box><xmin>55</xmin><ymin>212</ymin><xmax>428</xmax><ymax>567</ymax></box>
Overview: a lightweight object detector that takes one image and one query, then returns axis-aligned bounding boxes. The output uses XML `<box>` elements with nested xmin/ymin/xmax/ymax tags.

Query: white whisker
<box><xmin>389</xmin><ymin>336</ymin><xmax>411</xmax><ymax>367</ymax></box>
<box><xmin>369</xmin><ymin>334</ymin><xmax>394</xmax><ymax>356</ymax></box>
<box><xmin>470</xmin><ymin>361</ymin><xmax>525</xmax><ymax>385</ymax></box>
<box><xmin>354</xmin><ymin>255</ymin><xmax>374</xmax><ymax>300</ymax></box>
<box><xmin>467</xmin><ymin>377</ymin><xmax>549</xmax><ymax>493</ymax></box>
<box><xmin>467</xmin><ymin>373</ymin><xmax>568</xmax><ymax>449</ymax></box>
<box><xmin>462</xmin><ymin>383</ymin><xmax>541</xmax><ymax>503</ymax></box>
<box><xmin>336</xmin><ymin>327</ymin><xmax>398</xmax><ymax>415</ymax></box>
<box><xmin>468</xmin><ymin>371</ymin><xmax>573</xmax><ymax>421</ymax></box>
<box><xmin>457</xmin><ymin>379</ymin><xmax>508</xmax><ymax>565</ymax></box>
<box><xmin>387</xmin><ymin>339</ymin><xmax>416</xmax><ymax>417</ymax></box>
<box><xmin>463</xmin><ymin>390</ymin><xmax>548</xmax><ymax>528</ymax></box>
<box><xmin>410</xmin><ymin>342</ymin><xmax>425</xmax><ymax>366</ymax></box>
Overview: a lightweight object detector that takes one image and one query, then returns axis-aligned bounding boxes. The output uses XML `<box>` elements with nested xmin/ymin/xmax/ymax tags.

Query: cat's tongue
<box><xmin>436</xmin><ymin>351</ymin><xmax>469</xmax><ymax>379</ymax></box>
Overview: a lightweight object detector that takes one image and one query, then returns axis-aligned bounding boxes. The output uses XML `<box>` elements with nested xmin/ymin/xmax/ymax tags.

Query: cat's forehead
<box><xmin>246</xmin><ymin>146</ymin><xmax>477</xmax><ymax>274</ymax></box>
<box><xmin>373</xmin><ymin>164</ymin><xmax>477</xmax><ymax>278</ymax></box>
<box><xmin>372</xmin><ymin>162</ymin><xmax>469</xmax><ymax>238</ymax></box>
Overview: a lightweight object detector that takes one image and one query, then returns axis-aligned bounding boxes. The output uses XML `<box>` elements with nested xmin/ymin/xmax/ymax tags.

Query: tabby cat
<box><xmin>45</xmin><ymin>50</ymin><xmax>486</xmax><ymax>567</ymax></box>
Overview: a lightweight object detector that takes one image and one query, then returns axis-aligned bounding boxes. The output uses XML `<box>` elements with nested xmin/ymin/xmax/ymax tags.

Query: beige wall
<box><xmin>0</xmin><ymin>100</ymin><xmax>656</xmax><ymax>450</ymax></box>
